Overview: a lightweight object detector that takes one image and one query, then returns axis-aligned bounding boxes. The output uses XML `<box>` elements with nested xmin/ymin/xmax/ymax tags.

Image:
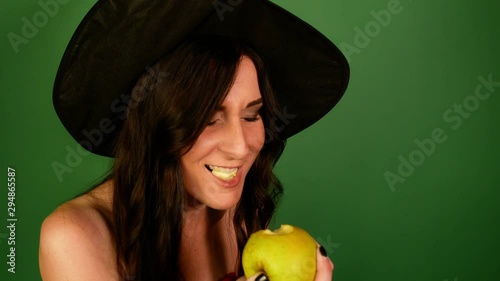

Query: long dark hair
<box><xmin>109</xmin><ymin>35</ymin><xmax>285</xmax><ymax>280</ymax></box>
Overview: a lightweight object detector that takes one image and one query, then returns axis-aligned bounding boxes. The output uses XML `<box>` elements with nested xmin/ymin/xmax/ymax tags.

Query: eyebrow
<box><xmin>246</xmin><ymin>98</ymin><xmax>263</xmax><ymax>108</ymax></box>
<box><xmin>217</xmin><ymin>98</ymin><xmax>263</xmax><ymax>111</ymax></box>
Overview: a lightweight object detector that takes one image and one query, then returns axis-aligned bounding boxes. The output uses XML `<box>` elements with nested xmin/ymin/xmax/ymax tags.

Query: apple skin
<box><xmin>242</xmin><ymin>224</ymin><xmax>317</xmax><ymax>281</ymax></box>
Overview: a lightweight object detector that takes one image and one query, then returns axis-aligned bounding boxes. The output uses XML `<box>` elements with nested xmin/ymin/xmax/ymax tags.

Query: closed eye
<box><xmin>243</xmin><ymin>116</ymin><xmax>261</xmax><ymax>122</ymax></box>
<box><xmin>243</xmin><ymin>106</ymin><xmax>263</xmax><ymax>122</ymax></box>
<box><xmin>207</xmin><ymin>119</ymin><xmax>219</xmax><ymax>126</ymax></box>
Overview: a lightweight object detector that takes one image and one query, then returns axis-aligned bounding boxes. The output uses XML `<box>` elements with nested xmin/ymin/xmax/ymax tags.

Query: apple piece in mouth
<box><xmin>242</xmin><ymin>224</ymin><xmax>317</xmax><ymax>281</ymax></box>
<box><xmin>205</xmin><ymin>164</ymin><xmax>238</xmax><ymax>181</ymax></box>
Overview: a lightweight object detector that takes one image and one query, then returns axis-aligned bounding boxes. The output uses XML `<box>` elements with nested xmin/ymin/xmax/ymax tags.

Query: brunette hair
<box><xmin>107</xmin><ymin>35</ymin><xmax>285</xmax><ymax>280</ymax></box>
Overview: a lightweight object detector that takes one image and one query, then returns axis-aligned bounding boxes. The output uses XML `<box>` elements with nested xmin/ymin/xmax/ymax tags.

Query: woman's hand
<box><xmin>236</xmin><ymin>243</ymin><xmax>334</xmax><ymax>281</ymax></box>
<box><xmin>314</xmin><ymin>242</ymin><xmax>335</xmax><ymax>281</ymax></box>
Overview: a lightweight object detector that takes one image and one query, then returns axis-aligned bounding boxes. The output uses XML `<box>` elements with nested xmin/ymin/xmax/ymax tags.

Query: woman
<box><xmin>40</xmin><ymin>1</ymin><xmax>349</xmax><ymax>280</ymax></box>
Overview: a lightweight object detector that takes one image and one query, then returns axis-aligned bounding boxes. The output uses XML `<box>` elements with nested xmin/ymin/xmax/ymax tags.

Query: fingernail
<box><xmin>319</xmin><ymin>245</ymin><xmax>328</xmax><ymax>257</ymax></box>
<box><xmin>256</xmin><ymin>273</ymin><xmax>269</xmax><ymax>281</ymax></box>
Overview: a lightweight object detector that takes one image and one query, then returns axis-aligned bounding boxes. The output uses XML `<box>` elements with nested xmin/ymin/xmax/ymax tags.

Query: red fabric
<box><xmin>219</xmin><ymin>272</ymin><xmax>238</xmax><ymax>281</ymax></box>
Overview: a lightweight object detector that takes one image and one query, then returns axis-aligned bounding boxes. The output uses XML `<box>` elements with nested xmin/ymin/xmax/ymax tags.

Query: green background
<box><xmin>1</xmin><ymin>0</ymin><xmax>499</xmax><ymax>280</ymax></box>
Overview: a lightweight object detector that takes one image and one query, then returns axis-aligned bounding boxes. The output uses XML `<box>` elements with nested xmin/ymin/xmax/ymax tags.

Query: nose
<box><xmin>218</xmin><ymin>119</ymin><xmax>250</xmax><ymax>160</ymax></box>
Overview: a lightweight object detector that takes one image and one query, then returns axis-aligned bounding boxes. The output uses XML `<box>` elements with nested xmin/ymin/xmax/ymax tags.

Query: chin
<box><xmin>209</xmin><ymin>200</ymin><xmax>239</xmax><ymax>211</ymax></box>
<box><xmin>208</xmin><ymin>195</ymin><xmax>241</xmax><ymax>211</ymax></box>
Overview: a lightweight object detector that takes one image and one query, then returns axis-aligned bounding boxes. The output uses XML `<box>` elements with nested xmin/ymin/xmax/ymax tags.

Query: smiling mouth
<box><xmin>205</xmin><ymin>164</ymin><xmax>239</xmax><ymax>181</ymax></box>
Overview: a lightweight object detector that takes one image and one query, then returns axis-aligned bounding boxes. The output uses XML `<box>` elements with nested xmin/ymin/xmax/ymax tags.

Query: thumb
<box><xmin>314</xmin><ymin>243</ymin><xmax>334</xmax><ymax>281</ymax></box>
<box><xmin>236</xmin><ymin>272</ymin><xmax>269</xmax><ymax>281</ymax></box>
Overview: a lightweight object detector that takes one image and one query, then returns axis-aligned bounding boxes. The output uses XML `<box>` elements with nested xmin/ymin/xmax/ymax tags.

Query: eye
<box><xmin>243</xmin><ymin>116</ymin><xmax>260</xmax><ymax>122</ymax></box>
<box><xmin>207</xmin><ymin>112</ymin><xmax>223</xmax><ymax>126</ymax></box>
<box><xmin>242</xmin><ymin>106</ymin><xmax>263</xmax><ymax>123</ymax></box>
<box><xmin>207</xmin><ymin>119</ymin><xmax>219</xmax><ymax>126</ymax></box>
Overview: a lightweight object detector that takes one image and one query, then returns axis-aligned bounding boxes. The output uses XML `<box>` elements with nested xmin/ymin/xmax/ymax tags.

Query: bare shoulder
<box><xmin>39</xmin><ymin>182</ymin><xmax>119</xmax><ymax>281</ymax></box>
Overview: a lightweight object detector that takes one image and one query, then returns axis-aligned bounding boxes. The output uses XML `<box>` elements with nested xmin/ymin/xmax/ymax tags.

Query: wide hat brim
<box><xmin>53</xmin><ymin>0</ymin><xmax>350</xmax><ymax>157</ymax></box>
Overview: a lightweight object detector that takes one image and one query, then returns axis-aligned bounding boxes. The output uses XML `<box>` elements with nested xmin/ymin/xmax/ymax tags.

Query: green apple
<box><xmin>242</xmin><ymin>224</ymin><xmax>317</xmax><ymax>281</ymax></box>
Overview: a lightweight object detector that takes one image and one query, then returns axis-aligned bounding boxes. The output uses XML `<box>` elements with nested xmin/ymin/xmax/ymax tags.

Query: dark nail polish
<box><xmin>256</xmin><ymin>273</ymin><xmax>269</xmax><ymax>281</ymax></box>
<box><xmin>319</xmin><ymin>245</ymin><xmax>328</xmax><ymax>257</ymax></box>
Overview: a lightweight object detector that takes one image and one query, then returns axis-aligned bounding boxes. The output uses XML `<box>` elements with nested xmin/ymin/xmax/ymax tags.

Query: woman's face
<box><xmin>180</xmin><ymin>56</ymin><xmax>265</xmax><ymax>210</ymax></box>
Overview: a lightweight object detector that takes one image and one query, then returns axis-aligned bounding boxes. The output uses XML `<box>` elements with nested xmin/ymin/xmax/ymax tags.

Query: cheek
<box><xmin>179</xmin><ymin>133</ymin><xmax>215</xmax><ymax>176</ymax></box>
<box><xmin>184</xmin><ymin>131</ymin><xmax>218</xmax><ymax>159</ymax></box>
<box><xmin>248</xmin><ymin>122</ymin><xmax>265</xmax><ymax>151</ymax></box>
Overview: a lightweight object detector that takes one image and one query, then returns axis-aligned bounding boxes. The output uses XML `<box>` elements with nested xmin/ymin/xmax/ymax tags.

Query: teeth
<box><xmin>208</xmin><ymin>165</ymin><xmax>238</xmax><ymax>181</ymax></box>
